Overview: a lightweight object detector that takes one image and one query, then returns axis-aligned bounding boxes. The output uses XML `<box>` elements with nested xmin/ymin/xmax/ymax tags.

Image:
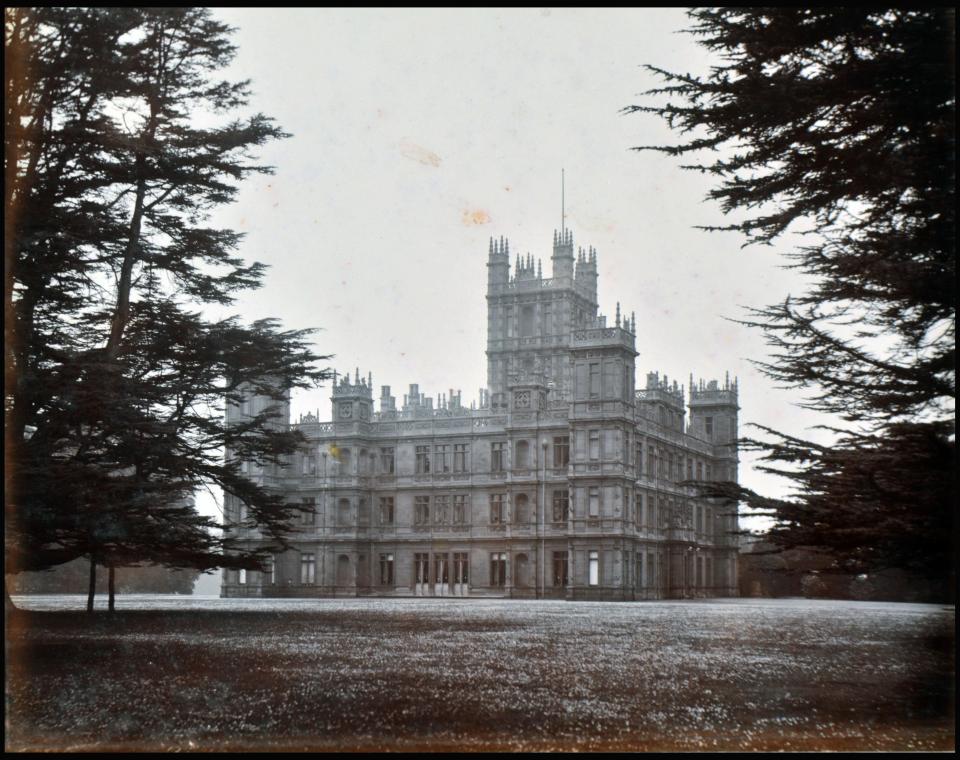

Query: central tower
<box><xmin>485</xmin><ymin>228</ymin><xmax>600</xmax><ymax>402</ymax></box>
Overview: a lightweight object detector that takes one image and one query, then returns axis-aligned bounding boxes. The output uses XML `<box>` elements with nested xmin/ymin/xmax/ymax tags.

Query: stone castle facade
<box><xmin>222</xmin><ymin>227</ymin><xmax>740</xmax><ymax>600</ymax></box>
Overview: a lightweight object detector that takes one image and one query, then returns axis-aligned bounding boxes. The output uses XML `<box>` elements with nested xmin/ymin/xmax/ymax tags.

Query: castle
<box><xmin>222</xmin><ymin>226</ymin><xmax>739</xmax><ymax>600</ymax></box>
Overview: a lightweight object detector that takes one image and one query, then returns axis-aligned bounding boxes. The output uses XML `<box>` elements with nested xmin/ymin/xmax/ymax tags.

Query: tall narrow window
<box><xmin>414</xmin><ymin>553</ymin><xmax>430</xmax><ymax>585</ymax></box>
<box><xmin>552</xmin><ymin>551</ymin><xmax>569</xmax><ymax>587</ymax></box>
<box><xmin>589</xmin><ymin>487</ymin><xmax>600</xmax><ymax>518</ymax></box>
<box><xmin>454</xmin><ymin>553</ymin><xmax>469</xmax><ymax>586</ymax></box>
<box><xmin>553</xmin><ymin>436</ymin><xmax>569</xmax><ymax>468</ymax></box>
<box><xmin>414</xmin><ymin>496</ymin><xmax>430</xmax><ymax>525</ymax></box>
<box><xmin>238</xmin><ymin>569</ymin><xmax>247</xmax><ymax>585</ymax></box>
<box><xmin>588</xmin><ymin>551</ymin><xmax>600</xmax><ymax>586</ymax></box>
<box><xmin>490</xmin><ymin>493</ymin><xmax>504</xmax><ymax>524</ymax></box>
<box><xmin>589</xmin><ymin>430</ymin><xmax>600</xmax><ymax>460</ymax></box>
<box><xmin>453</xmin><ymin>494</ymin><xmax>468</xmax><ymax>525</ymax></box>
<box><xmin>415</xmin><ymin>445</ymin><xmax>430</xmax><ymax>474</ymax></box>
<box><xmin>379</xmin><ymin>554</ymin><xmax>394</xmax><ymax>585</ymax></box>
<box><xmin>264</xmin><ymin>556</ymin><xmax>275</xmax><ymax>585</ymax></box>
<box><xmin>705</xmin><ymin>417</ymin><xmax>713</xmax><ymax>437</ymax></box>
<box><xmin>490</xmin><ymin>552</ymin><xmax>507</xmax><ymax>587</ymax></box>
<box><xmin>435</xmin><ymin>495</ymin><xmax>450</xmax><ymax>524</ymax></box>
<box><xmin>589</xmin><ymin>363</ymin><xmax>601</xmax><ymax>398</ymax></box>
<box><xmin>552</xmin><ymin>489</ymin><xmax>569</xmax><ymax>522</ymax></box>
<box><xmin>380</xmin><ymin>447</ymin><xmax>395</xmax><ymax>474</ymax></box>
<box><xmin>379</xmin><ymin>496</ymin><xmax>395</xmax><ymax>525</ymax></box>
<box><xmin>515</xmin><ymin>440</ymin><xmax>530</xmax><ymax>468</ymax></box>
<box><xmin>520</xmin><ymin>304</ymin><xmax>535</xmax><ymax>336</ymax></box>
<box><xmin>301</xmin><ymin>553</ymin><xmax>316</xmax><ymax>584</ymax></box>
<box><xmin>300</xmin><ymin>497</ymin><xmax>316</xmax><ymax>526</ymax></box>
<box><xmin>434</xmin><ymin>553</ymin><xmax>449</xmax><ymax>587</ymax></box>
<box><xmin>491</xmin><ymin>441</ymin><xmax>506</xmax><ymax>473</ymax></box>
<box><xmin>434</xmin><ymin>444</ymin><xmax>450</xmax><ymax>473</ymax></box>
<box><xmin>453</xmin><ymin>443</ymin><xmax>468</xmax><ymax>473</ymax></box>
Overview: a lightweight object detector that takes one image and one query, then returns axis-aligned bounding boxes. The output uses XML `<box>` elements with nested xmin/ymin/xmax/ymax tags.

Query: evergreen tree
<box><xmin>628</xmin><ymin>8</ymin><xmax>955</xmax><ymax>597</ymax></box>
<box><xmin>5</xmin><ymin>8</ymin><xmax>329</xmax><ymax>602</ymax></box>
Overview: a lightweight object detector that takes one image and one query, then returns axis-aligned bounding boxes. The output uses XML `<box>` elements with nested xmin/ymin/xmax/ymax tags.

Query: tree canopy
<box><xmin>5</xmin><ymin>8</ymin><xmax>329</xmax><ymax>582</ymax></box>
<box><xmin>629</xmin><ymin>8</ymin><xmax>955</xmax><ymax>597</ymax></box>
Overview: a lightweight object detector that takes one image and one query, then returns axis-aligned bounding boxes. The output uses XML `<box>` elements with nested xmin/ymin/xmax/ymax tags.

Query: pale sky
<box><xmin>194</xmin><ymin>8</ymin><xmax>831</xmax><ymax>539</ymax></box>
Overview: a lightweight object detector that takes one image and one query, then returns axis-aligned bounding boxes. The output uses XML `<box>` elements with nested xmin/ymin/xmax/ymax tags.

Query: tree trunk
<box><xmin>4</xmin><ymin>577</ymin><xmax>16</xmax><ymax>615</ymax></box>
<box><xmin>108</xmin><ymin>563</ymin><xmax>116</xmax><ymax>612</ymax></box>
<box><xmin>87</xmin><ymin>556</ymin><xmax>96</xmax><ymax>612</ymax></box>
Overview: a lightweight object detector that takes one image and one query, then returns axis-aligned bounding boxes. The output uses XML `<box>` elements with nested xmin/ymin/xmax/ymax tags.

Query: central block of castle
<box><xmin>223</xmin><ymin>226</ymin><xmax>740</xmax><ymax>601</ymax></box>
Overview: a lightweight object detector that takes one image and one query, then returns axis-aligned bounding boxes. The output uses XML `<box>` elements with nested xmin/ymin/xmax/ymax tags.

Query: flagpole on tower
<box><xmin>561</xmin><ymin>168</ymin><xmax>565</xmax><ymax>235</ymax></box>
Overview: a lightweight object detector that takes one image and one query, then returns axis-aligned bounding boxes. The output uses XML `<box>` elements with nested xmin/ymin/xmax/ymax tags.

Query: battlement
<box><xmin>331</xmin><ymin>368</ymin><xmax>374</xmax><ymax>398</ymax></box>
<box><xmin>570</xmin><ymin>324</ymin><xmax>636</xmax><ymax>351</ymax></box>
<box><xmin>638</xmin><ymin>370</ymin><xmax>685</xmax><ymax>407</ymax></box>
<box><xmin>689</xmin><ymin>373</ymin><xmax>739</xmax><ymax>406</ymax></box>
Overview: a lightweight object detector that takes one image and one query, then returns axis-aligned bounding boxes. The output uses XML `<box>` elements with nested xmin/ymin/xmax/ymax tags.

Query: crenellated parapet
<box><xmin>689</xmin><ymin>373</ymin><xmax>739</xmax><ymax>406</ymax></box>
<box><xmin>331</xmin><ymin>368</ymin><xmax>374</xmax><ymax>398</ymax></box>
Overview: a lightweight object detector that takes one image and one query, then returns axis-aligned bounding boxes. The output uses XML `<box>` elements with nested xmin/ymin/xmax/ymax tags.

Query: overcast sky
<box><xmin>192</xmin><ymin>8</ymin><xmax>831</xmax><ymax>541</ymax></box>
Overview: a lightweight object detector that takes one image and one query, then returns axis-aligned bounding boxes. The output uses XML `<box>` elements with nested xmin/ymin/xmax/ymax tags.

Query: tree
<box><xmin>5</xmin><ymin>8</ymin><xmax>329</xmax><ymax>608</ymax></box>
<box><xmin>628</xmin><ymin>8</ymin><xmax>955</xmax><ymax>598</ymax></box>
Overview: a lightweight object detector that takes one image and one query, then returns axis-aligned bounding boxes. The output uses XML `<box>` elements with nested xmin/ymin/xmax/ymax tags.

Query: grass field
<box><xmin>5</xmin><ymin>596</ymin><xmax>955</xmax><ymax>752</ymax></box>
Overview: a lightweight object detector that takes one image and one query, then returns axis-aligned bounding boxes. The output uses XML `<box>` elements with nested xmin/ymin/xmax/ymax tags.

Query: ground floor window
<box><xmin>588</xmin><ymin>550</ymin><xmax>600</xmax><ymax>586</ymax></box>
<box><xmin>490</xmin><ymin>552</ymin><xmax>507</xmax><ymax>587</ymax></box>
<box><xmin>414</xmin><ymin>553</ymin><xmax>430</xmax><ymax>585</ymax></box>
<box><xmin>301</xmin><ymin>553</ymin><xmax>316</xmax><ymax>584</ymax></box>
<box><xmin>434</xmin><ymin>553</ymin><xmax>450</xmax><ymax>585</ymax></box>
<box><xmin>238</xmin><ymin>569</ymin><xmax>247</xmax><ymax>585</ymax></box>
<box><xmin>264</xmin><ymin>556</ymin><xmax>274</xmax><ymax>585</ymax></box>
<box><xmin>552</xmin><ymin>551</ymin><xmax>568</xmax><ymax>587</ymax></box>
<box><xmin>379</xmin><ymin>553</ymin><xmax>394</xmax><ymax>585</ymax></box>
<box><xmin>454</xmin><ymin>552</ymin><xmax>469</xmax><ymax>585</ymax></box>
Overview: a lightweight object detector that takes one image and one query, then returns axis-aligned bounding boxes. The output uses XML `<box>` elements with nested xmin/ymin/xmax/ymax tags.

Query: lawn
<box><xmin>5</xmin><ymin>596</ymin><xmax>955</xmax><ymax>752</ymax></box>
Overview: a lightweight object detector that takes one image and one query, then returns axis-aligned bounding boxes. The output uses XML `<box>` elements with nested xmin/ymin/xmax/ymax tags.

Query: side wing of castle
<box><xmin>222</xmin><ymin>227</ymin><xmax>739</xmax><ymax>600</ymax></box>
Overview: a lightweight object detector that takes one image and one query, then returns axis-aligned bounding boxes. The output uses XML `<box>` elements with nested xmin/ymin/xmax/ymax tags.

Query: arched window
<box><xmin>336</xmin><ymin>554</ymin><xmax>351</xmax><ymax>587</ymax></box>
<box><xmin>514</xmin><ymin>493</ymin><xmax>529</xmax><ymax>524</ymax></box>
<box><xmin>337</xmin><ymin>498</ymin><xmax>351</xmax><ymax>526</ymax></box>
<box><xmin>515</xmin><ymin>553</ymin><xmax>530</xmax><ymax>588</ymax></box>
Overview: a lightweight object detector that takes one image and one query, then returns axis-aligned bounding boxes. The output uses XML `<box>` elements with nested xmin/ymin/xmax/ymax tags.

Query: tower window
<box><xmin>589</xmin><ymin>363</ymin><xmax>601</xmax><ymax>398</ymax></box>
<box><xmin>520</xmin><ymin>304</ymin><xmax>535</xmax><ymax>336</ymax></box>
